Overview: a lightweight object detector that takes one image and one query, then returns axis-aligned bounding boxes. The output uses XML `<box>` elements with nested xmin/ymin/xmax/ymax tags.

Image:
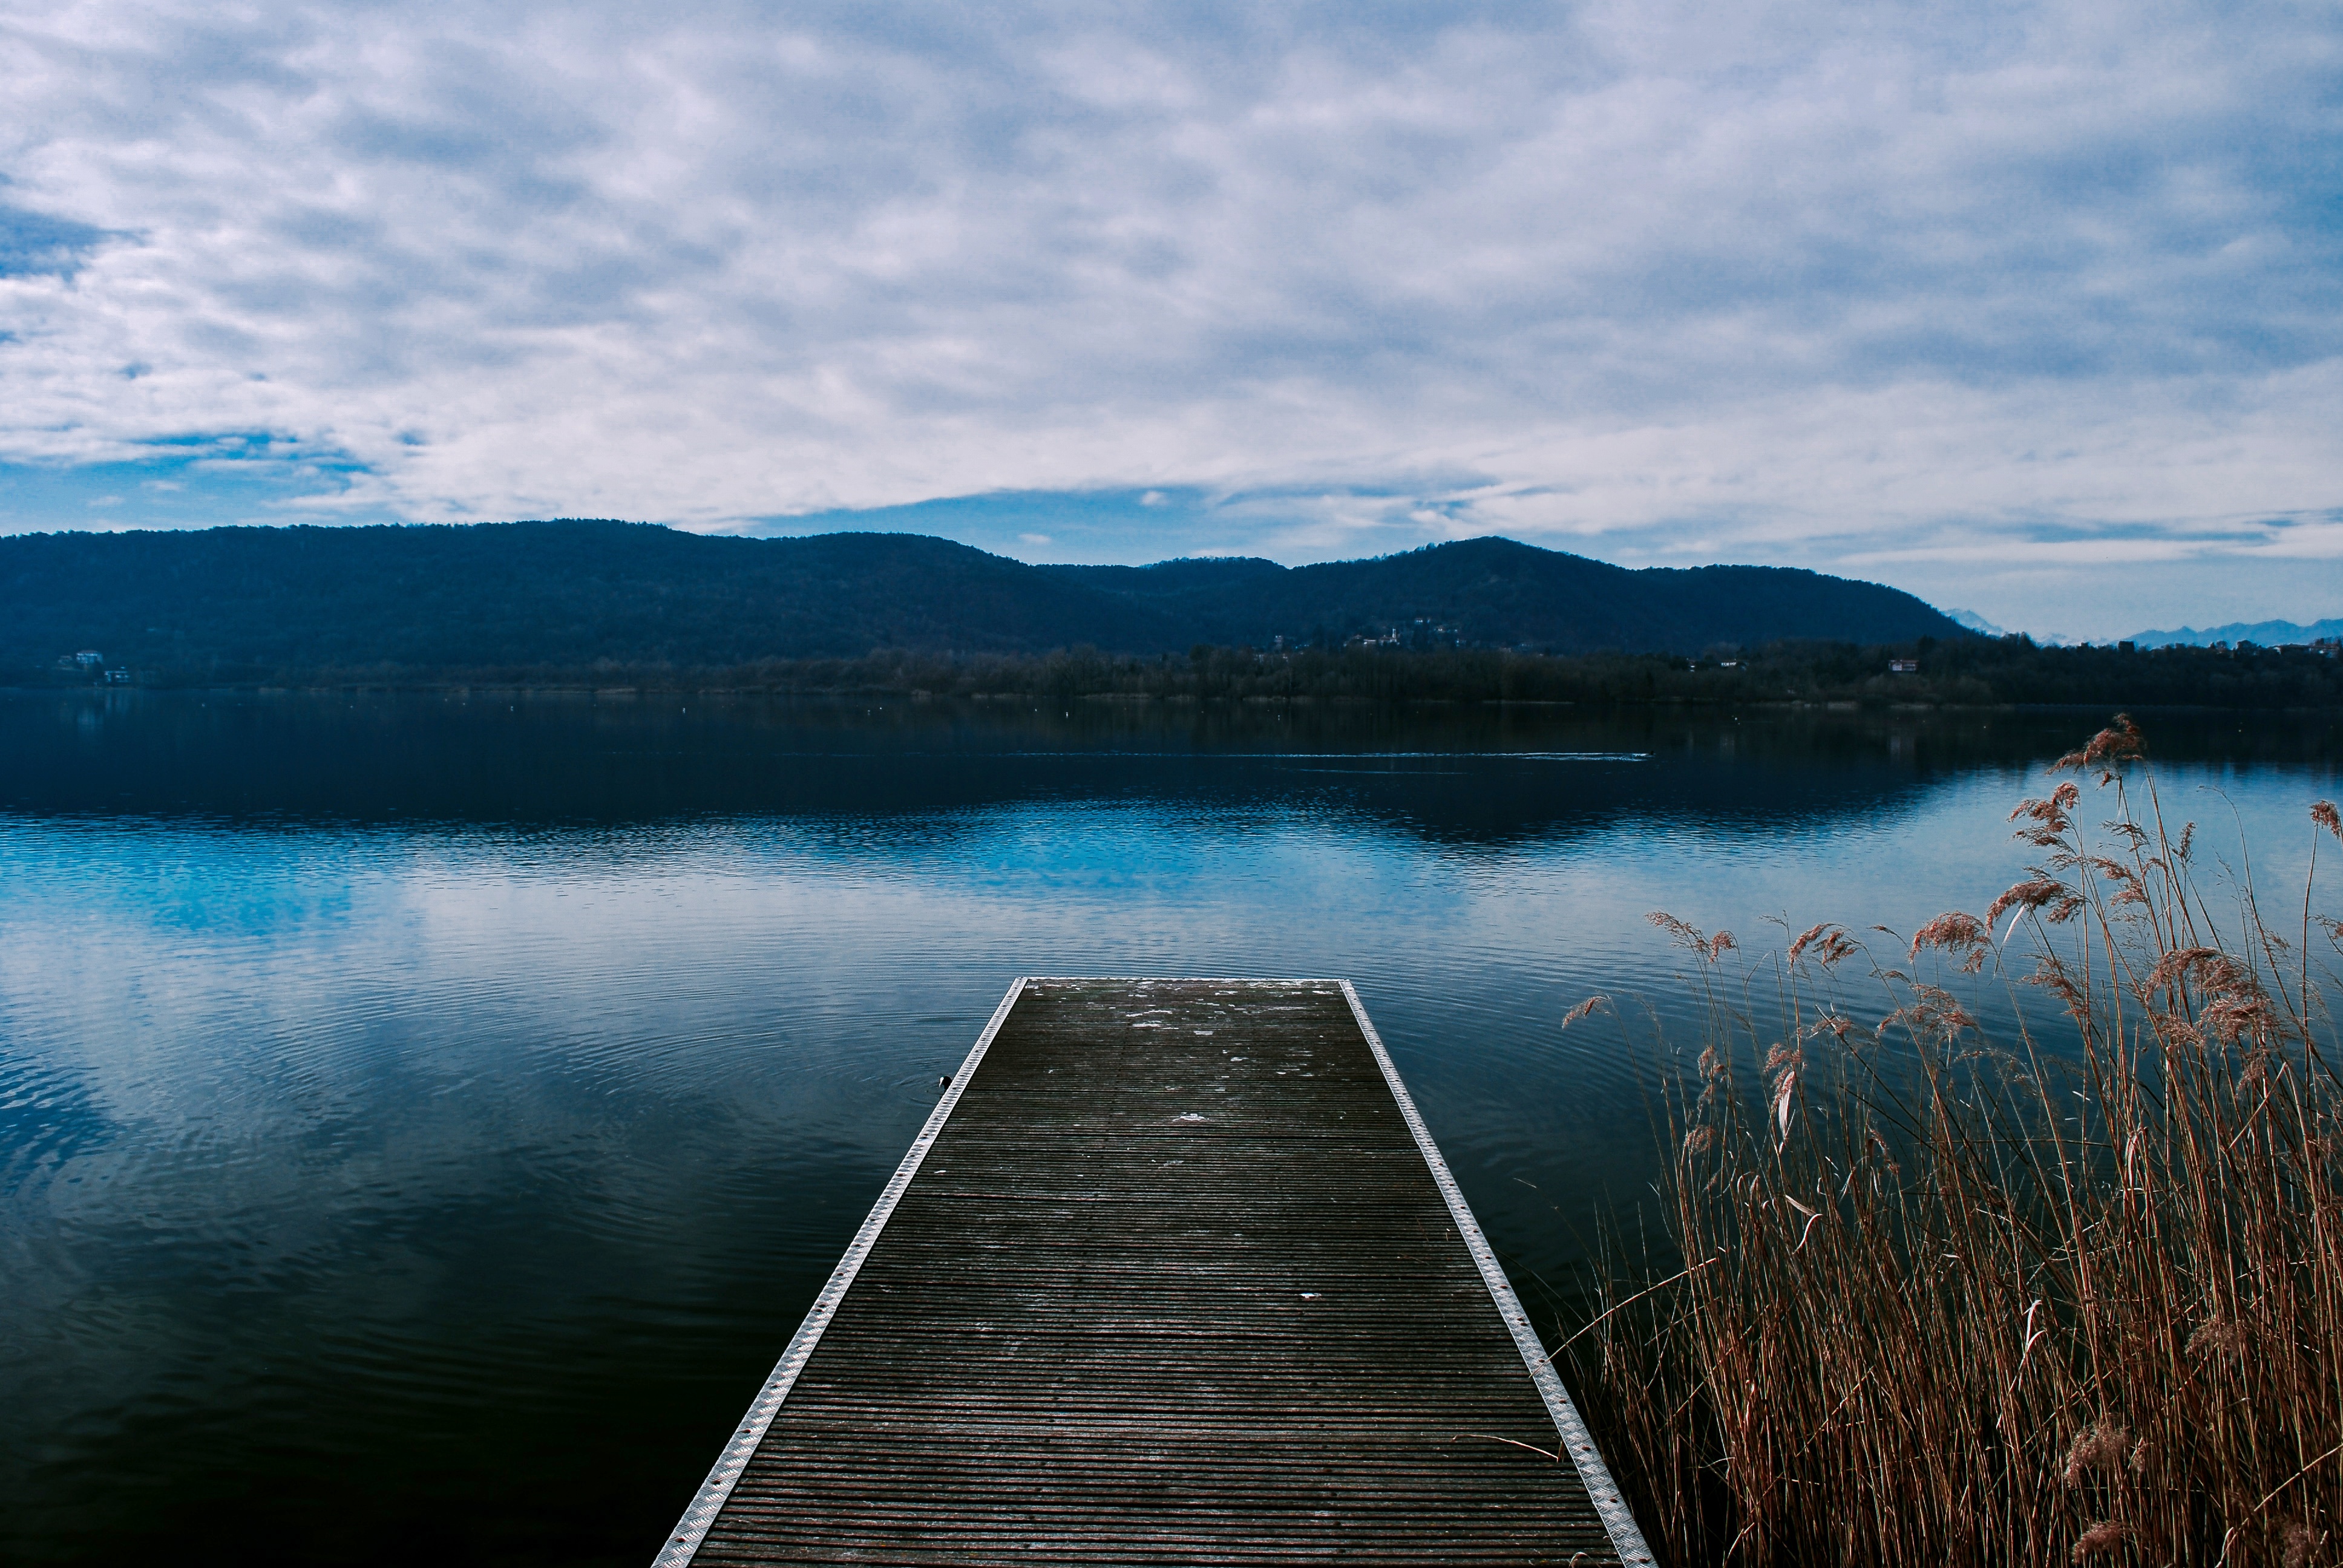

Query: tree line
<box><xmin>36</xmin><ymin>634</ymin><xmax>2343</xmax><ymax>709</ymax></box>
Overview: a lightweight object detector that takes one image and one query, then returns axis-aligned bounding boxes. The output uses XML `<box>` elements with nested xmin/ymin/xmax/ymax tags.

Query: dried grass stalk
<box><xmin>1568</xmin><ymin>717</ymin><xmax>2343</xmax><ymax>1567</ymax></box>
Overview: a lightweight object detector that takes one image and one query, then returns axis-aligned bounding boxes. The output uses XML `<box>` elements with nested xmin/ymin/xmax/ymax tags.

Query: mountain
<box><xmin>2131</xmin><ymin>618</ymin><xmax>2343</xmax><ymax>648</ymax></box>
<box><xmin>1046</xmin><ymin>536</ymin><xmax>1969</xmax><ymax>653</ymax></box>
<box><xmin>2</xmin><ymin>523</ymin><xmax>1183</xmax><ymax>670</ymax></box>
<box><xmin>1945</xmin><ymin>608</ymin><xmax>2007</xmax><ymax>636</ymax></box>
<box><xmin>2</xmin><ymin>521</ymin><xmax>1970</xmax><ymax>675</ymax></box>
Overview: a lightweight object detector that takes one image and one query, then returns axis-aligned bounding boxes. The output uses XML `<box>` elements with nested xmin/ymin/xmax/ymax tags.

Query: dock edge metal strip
<box><xmin>652</xmin><ymin>976</ymin><xmax>1029</xmax><ymax>1568</ymax></box>
<box><xmin>1340</xmin><ymin>980</ymin><xmax>1656</xmax><ymax>1568</ymax></box>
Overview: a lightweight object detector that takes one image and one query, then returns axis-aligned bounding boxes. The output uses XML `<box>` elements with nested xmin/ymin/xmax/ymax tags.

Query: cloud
<box><xmin>0</xmin><ymin>0</ymin><xmax>2337</xmax><ymax>632</ymax></box>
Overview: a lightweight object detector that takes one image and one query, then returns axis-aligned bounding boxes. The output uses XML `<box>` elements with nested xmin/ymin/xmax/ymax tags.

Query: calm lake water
<box><xmin>4</xmin><ymin>690</ymin><xmax>2337</xmax><ymax>1565</ymax></box>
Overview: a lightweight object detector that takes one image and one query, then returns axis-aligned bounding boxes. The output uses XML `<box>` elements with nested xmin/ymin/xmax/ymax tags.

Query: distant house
<box><xmin>1889</xmin><ymin>658</ymin><xmax>1919</xmax><ymax>674</ymax></box>
<box><xmin>74</xmin><ymin>650</ymin><xmax>102</xmax><ymax>668</ymax></box>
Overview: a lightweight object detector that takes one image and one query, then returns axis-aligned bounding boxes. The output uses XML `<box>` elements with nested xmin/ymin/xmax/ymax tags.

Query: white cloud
<box><xmin>0</xmin><ymin>0</ymin><xmax>2336</xmax><ymax>627</ymax></box>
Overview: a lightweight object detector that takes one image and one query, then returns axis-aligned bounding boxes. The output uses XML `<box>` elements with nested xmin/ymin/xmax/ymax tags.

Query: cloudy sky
<box><xmin>2</xmin><ymin>0</ymin><xmax>2337</xmax><ymax>637</ymax></box>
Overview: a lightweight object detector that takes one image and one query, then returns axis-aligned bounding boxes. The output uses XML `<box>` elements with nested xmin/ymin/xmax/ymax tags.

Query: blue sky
<box><xmin>2</xmin><ymin>0</ymin><xmax>2339</xmax><ymax>639</ymax></box>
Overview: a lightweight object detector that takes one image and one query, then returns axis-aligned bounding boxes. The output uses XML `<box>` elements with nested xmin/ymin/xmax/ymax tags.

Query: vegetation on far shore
<box><xmin>30</xmin><ymin>635</ymin><xmax>2343</xmax><ymax>710</ymax></box>
<box><xmin>1564</xmin><ymin>717</ymin><xmax>2341</xmax><ymax>1565</ymax></box>
<box><xmin>1</xmin><ymin>523</ymin><xmax>1965</xmax><ymax>668</ymax></box>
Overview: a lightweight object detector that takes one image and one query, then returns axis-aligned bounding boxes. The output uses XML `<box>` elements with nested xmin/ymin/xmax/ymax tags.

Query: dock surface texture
<box><xmin>661</xmin><ymin>979</ymin><xmax>1650</xmax><ymax>1567</ymax></box>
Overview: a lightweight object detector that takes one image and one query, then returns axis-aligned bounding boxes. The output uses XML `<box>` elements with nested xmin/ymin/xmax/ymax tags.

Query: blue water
<box><xmin>2</xmin><ymin>691</ymin><xmax>2335</xmax><ymax>1564</ymax></box>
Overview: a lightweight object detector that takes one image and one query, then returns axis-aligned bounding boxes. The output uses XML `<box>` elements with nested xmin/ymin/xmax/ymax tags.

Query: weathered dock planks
<box><xmin>657</xmin><ymin>978</ymin><xmax>1651</xmax><ymax>1566</ymax></box>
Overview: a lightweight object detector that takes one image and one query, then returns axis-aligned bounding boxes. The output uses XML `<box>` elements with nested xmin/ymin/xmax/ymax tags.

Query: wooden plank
<box><xmin>657</xmin><ymin>979</ymin><xmax>1652</xmax><ymax>1567</ymax></box>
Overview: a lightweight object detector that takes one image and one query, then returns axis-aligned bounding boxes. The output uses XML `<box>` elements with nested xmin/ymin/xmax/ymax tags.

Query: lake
<box><xmin>4</xmin><ymin>690</ymin><xmax>2336</xmax><ymax>1565</ymax></box>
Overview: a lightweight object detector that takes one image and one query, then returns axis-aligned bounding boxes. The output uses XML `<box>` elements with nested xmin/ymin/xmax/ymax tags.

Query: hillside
<box><xmin>3</xmin><ymin>521</ymin><xmax>1969</xmax><ymax>678</ymax></box>
<box><xmin>1046</xmin><ymin>537</ymin><xmax>1967</xmax><ymax>652</ymax></box>
<box><xmin>2</xmin><ymin>523</ymin><xmax>1184</xmax><ymax>672</ymax></box>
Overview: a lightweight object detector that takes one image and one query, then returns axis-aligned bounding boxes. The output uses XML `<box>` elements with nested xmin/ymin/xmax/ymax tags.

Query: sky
<box><xmin>2</xmin><ymin>0</ymin><xmax>2338</xmax><ymax>640</ymax></box>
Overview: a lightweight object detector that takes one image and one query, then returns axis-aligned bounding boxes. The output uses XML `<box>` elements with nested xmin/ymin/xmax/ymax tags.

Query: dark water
<box><xmin>3</xmin><ymin>690</ymin><xmax>2336</xmax><ymax>1565</ymax></box>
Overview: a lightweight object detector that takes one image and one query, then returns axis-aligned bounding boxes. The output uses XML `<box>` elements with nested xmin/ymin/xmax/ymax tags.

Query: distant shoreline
<box><xmin>13</xmin><ymin>635</ymin><xmax>2343</xmax><ymax>711</ymax></box>
<box><xmin>20</xmin><ymin>688</ymin><xmax>2343</xmax><ymax>720</ymax></box>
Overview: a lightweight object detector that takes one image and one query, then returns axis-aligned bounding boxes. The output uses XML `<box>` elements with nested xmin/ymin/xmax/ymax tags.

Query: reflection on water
<box><xmin>2</xmin><ymin>691</ymin><xmax>2335</xmax><ymax>1565</ymax></box>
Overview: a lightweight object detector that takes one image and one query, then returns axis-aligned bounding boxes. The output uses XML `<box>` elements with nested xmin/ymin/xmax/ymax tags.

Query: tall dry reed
<box><xmin>1564</xmin><ymin>716</ymin><xmax>2342</xmax><ymax>1567</ymax></box>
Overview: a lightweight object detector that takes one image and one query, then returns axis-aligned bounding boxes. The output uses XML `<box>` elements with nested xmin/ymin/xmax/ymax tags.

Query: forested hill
<box><xmin>3</xmin><ymin>521</ymin><xmax>1969</xmax><ymax>676</ymax></box>
<box><xmin>5</xmin><ymin>524</ymin><xmax>1178</xmax><ymax>672</ymax></box>
<box><xmin>1045</xmin><ymin>537</ymin><xmax>1966</xmax><ymax>653</ymax></box>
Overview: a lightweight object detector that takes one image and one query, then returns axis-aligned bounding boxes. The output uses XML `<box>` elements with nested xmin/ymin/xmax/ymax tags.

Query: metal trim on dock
<box><xmin>1340</xmin><ymin>979</ymin><xmax>1654</xmax><ymax>1567</ymax></box>
<box><xmin>652</xmin><ymin>978</ymin><xmax>1028</xmax><ymax>1567</ymax></box>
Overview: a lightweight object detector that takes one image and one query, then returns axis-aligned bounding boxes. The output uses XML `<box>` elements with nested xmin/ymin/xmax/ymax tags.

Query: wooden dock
<box><xmin>657</xmin><ymin>978</ymin><xmax>1651</xmax><ymax>1566</ymax></box>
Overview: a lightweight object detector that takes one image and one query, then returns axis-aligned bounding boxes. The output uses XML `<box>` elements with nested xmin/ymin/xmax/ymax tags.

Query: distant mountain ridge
<box><xmin>2131</xmin><ymin>618</ymin><xmax>2343</xmax><ymax>648</ymax></box>
<box><xmin>0</xmin><ymin>521</ymin><xmax>1970</xmax><ymax>675</ymax></box>
<box><xmin>1043</xmin><ymin>537</ymin><xmax>1967</xmax><ymax>653</ymax></box>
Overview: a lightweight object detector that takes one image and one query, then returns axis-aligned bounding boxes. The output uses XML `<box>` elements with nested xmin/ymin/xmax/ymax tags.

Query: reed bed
<box><xmin>1564</xmin><ymin>717</ymin><xmax>2342</xmax><ymax>1566</ymax></box>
